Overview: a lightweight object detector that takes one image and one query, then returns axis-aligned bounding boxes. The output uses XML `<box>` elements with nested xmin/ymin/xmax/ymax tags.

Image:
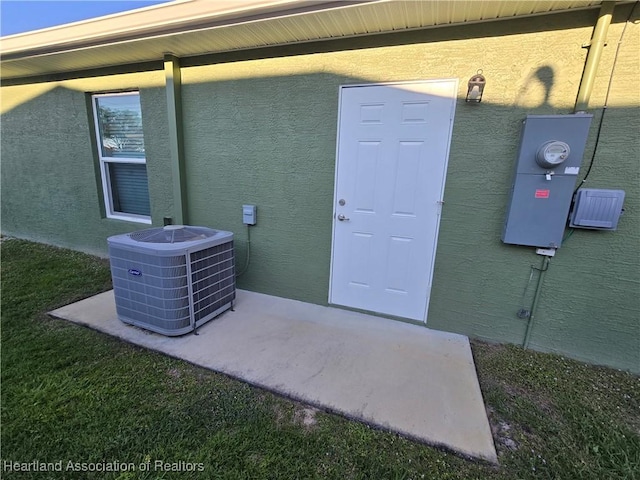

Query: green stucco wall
<box><xmin>1</xmin><ymin>72</ymin><xmax>175</xmax><ymax>255</ymax></box>
<box><xmin>177</xmin><ymin>8</ymin><xmax>639</xmax><ymax>371</ymax></box>
<box><xmin>2</xmin><ymin>7</ymin><xmax>638</xmax><ymax>372</ymax></box>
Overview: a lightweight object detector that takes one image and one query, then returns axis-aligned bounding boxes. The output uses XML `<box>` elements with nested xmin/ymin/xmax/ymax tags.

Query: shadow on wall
<box><xmin>515</xmin><ymin>66</ymin><xmax>557</xmax><ymax>107</ymax></box>
<box><xmin>1</xmin><ymin>72</ymin><xmax>638</xmax><ymax>348</ymax></box>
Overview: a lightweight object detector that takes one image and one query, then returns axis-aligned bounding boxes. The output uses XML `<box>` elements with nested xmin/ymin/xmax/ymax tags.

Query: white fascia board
<box><xmin>0</xmin><ymin>0</ymin><xmax>343</xmax><ymax>56</ymax></box>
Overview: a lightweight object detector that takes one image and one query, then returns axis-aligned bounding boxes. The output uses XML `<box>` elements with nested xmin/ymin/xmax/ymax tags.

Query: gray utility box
<box><xmin>569</xmin><ymin>188</ymin><xmax>625</xmax><ymax>230</ymax></box>
<box><xmin>502</xmin><ymin>114</ymin><xmax>593</xmax><ymax>248</ymax></box>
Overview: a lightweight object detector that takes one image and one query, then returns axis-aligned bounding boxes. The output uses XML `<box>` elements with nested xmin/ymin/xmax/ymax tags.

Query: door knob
<box><xmin>337</xmin><ymin>214</ymin><xmax>350</xmax><ymax>221</ymax></box>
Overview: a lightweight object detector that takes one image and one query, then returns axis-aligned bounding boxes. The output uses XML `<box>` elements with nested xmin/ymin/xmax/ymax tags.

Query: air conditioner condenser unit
<box><xmin>108</xmin><ymin>225</ymin><xmax>235</xmax><ymax>336</ymax></box>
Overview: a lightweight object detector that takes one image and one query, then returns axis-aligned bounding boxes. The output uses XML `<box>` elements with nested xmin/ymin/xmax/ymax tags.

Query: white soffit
<box><xmin>1</xmin><ymin>0</ymin><xmax>605</xmax><ymax>80</ymax></box>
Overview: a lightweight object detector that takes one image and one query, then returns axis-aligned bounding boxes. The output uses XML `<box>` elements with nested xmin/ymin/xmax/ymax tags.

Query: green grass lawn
<box><xmin>1</xmin><ymin>239</ymin><xmax>638</xmax><ymax>480</ymax></box>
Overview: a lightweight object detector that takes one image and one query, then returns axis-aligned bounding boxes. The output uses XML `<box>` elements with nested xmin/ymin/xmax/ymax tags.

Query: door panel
<box><xmin>330</xmin><ymin>81</ymin><xmax>457</xmax><ymax>322</ymax></box>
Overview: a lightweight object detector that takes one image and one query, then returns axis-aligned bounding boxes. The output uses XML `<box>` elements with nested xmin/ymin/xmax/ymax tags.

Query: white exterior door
<box><xmin>330</xmin><ymin>81</ymin><xmax>457</xmax><ymax>322</ymax></box>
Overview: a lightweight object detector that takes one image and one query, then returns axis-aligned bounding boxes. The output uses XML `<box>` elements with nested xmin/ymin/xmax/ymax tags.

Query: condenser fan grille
<box><xmin>129</xmin><ymin>226</ymin><xmax>216</xmax><ymax>243</ymax></box>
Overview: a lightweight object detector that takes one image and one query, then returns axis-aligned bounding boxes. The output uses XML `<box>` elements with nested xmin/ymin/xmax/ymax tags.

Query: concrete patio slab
<box><xmin>50</xmin><ymin>289</ymin><xmax>497</xmax><ymax>463</ymax></box>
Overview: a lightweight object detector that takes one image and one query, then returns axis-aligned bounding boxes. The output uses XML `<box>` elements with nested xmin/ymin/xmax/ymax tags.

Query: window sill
<box><xmin>106</xmin><ymin>213</ymin><xmax>152</xmax><ymax>225</ymax></box>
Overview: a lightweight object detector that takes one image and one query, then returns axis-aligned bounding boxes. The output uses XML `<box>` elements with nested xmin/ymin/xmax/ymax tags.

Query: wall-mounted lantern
<box><xmin>466</xmin><ymin>70</ymin><xmax>486</xmax><ymax>103</ymax></box>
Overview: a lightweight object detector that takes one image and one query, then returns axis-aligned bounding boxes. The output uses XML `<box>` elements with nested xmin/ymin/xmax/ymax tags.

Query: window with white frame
<box><xmin>92</xmin><ymin>92</ymin><xmax>151</xmax><ymax>223</ymax></box>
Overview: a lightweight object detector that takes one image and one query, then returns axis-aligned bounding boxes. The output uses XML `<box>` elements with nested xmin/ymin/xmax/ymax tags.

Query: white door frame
<box><xmin>328</xmin><ymin>79</ymin><xmax>458</xmax><ymax>323</ymax></box>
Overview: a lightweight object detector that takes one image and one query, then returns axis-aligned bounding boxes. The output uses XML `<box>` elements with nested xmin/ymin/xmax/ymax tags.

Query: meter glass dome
<box><xmin>536</xmin><ymin>141</ymin><xmax>571</xmax><ymax>168</ymax></box>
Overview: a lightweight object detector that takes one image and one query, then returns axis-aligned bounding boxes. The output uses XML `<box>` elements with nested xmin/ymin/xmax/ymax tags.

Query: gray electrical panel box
<box><xmin>569</xmin><ymin>188</ymin><xmax>625</xmax><ymax>230</ymax></box>
<box><xmin>502</xmin><ymin>114</ymin><xmax>592</xmax><ymax>248</ymax></box>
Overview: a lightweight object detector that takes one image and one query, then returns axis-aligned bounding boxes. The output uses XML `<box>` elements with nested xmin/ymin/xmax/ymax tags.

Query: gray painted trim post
<box><xmin>164</xmin><ymin>54</ymin><xmax>188</xmax><ymax>225</ymax></box>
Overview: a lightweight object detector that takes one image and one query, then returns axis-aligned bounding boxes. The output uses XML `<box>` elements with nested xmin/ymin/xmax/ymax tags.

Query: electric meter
<box><xmin>503</xmin><ymin>113</ymin><xmax>593</xmax><ymax>248</ymax></box>
<box><xmin>536</xmin><ymin>141</ymin><xmax>571</xmax><ymax>168</ymax></box>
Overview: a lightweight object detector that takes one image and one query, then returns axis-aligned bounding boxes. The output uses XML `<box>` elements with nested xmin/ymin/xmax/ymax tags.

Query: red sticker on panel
<box><xmin>535</xmin><ymin>189</ymin><xmax>550</xmax><ymax>199</ymax></box>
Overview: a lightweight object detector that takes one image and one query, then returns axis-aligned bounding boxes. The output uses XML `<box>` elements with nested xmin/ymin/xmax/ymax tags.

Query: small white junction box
<box><xmin>243</xmin><ymin>205</ymin><xmax>256</xmax><ymax>225</ymax></box>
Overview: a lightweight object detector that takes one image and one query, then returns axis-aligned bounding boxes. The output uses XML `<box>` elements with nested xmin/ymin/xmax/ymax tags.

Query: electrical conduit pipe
<box><xmin>574</xmin><ymin>1</ymin><xmax>615</xmax><ymax>112</ymax></box>
<box><xmin>523</xmin><ymin>255</ymin><xmax>551</xmax><ymax>349</ymax></box>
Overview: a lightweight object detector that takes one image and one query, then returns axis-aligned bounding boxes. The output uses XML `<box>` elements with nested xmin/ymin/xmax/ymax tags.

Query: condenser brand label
<box><xmin>535</xmin><ymin>189</ymin><xmax>550</xmax><ymax>199</ymax></box>
<box><xmin>128</xmin><ymin>269</ymin><xmax>142</xmax><ymax>276</ymax></box>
